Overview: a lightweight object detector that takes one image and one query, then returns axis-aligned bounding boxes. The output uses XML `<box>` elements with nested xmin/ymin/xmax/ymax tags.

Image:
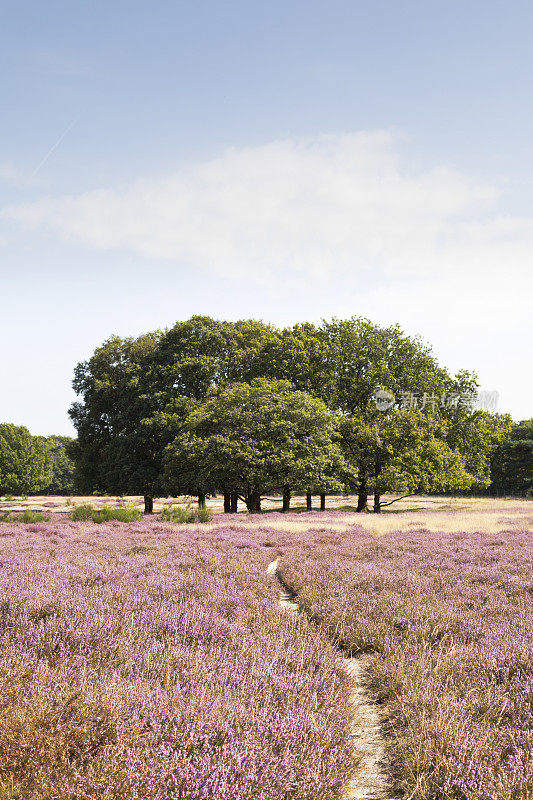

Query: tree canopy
<box><xmin>42</xmin><ymin>436</ymin><xmax>75</xmax><ymax>494</ymax></box>
<box><xmin>68</xmin><ymin>314</ymin><xmax>512</xmax><ymax>513</ymax></box>
<box><xmin>0</xmin><ymin>424</ymin><xmax>51</xmax><ymax>496</ymax></box>
<box><xmin>164</xmin><ymin>379</ymin><xmax>342</xmax><ymax>512</ymax></box>
<box><xmin>490</xmin><ymin>419</ymin><xmax>533</xmax><ymax>497</ymax></box>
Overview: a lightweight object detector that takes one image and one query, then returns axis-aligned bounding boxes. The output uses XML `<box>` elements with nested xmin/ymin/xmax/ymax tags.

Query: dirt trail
<box><xmin>340</xmin><ymin>655</ymin><xmax>391</xmax><ymax>800</ymax></box>
<box><xmin>270</xmin><ymin>561</ymin><xmax>393</xmax><ymax>800</ymax></box>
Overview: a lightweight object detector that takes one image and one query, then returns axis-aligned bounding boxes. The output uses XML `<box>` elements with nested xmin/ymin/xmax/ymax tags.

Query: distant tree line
<box><xmin>490</xmin><ymin>419</ymin><xmax>532</xmax><ymax>497</ymax></box>
<box><xmin>0</xmin><ymin>425</ymin><xmax>74</xmax><ymax>496</ymax></box>
<box><xmin>66</xmin><ymin>315</ymin><xmax>526</xmax><ymax>513</ymax></box>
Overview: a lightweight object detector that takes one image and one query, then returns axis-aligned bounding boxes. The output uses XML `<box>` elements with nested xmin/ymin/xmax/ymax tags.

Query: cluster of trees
<box><xmin>490</xmin><ymin>419</ymin><xmax>533</xmax><ymax>496</ymax></box>
<box><xmin>0</xmin><ymin>425</ymin><xmax>74</xmax><ymax>496</ymax></box>
<box><xmin>68</xmin><ymin>315</ymin><xmax>518</xmax><ymax>513</ymax></box>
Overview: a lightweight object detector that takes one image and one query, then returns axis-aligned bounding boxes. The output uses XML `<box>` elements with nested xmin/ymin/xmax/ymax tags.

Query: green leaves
<box><xmin>69</xmin><ymin>314</ymin><xmax>509</xmax><ymax>508</ymax></box>
<box><xmin>164</xmin><ymin>379</ymin><xmax>343</xmax><ymax>506</ymax></box>
<box><xmin>0</xmin><ymin>424</ymin><xmax>52</xmax><ymax>496</ymax></box>
<box><xmin>490</xmin><ymin>419</ymin><xmax>533</xmax><ymax>496</ymax></box>
<box><xmin>339</xmin><ymin>410</ymin><xmax>474</xmax><ymax>500</ymax></box>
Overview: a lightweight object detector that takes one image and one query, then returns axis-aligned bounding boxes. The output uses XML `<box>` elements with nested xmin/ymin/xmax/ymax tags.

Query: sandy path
<box><xmin>271</xmin><ymin>561</ymin><xmax>392</xmax><ymax>800</ymax></box>
<box><xmin>340</xmin><ymin>655</ymin><xmax>391</xmax><ymax>800</ymax></box>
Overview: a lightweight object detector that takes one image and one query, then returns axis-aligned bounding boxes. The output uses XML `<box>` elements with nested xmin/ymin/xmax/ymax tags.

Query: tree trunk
<box><xmin>246</xmin><ymin>490</ymin><xmax>261</xmax><ymax>513</ymax></box>
<box><xmin>320</xmin><ymin>492</ymin><xmax>326</xmax><ymax>511</ymax></box>
<box><xmin>223</xmin><ymin>492</ymin><xmax>231</xmax><ymax>513</ymax></box>
<box><xmin>356</xmin><ymin>476</ymin><xmax>368</xmax><ymax>512</ymax></box>
<box><xmin>282</xmin><ymin>486</ymin><xmax>291</xmax><ymax>513</ymax></box>
<box><xmin>144</xmin><ymin>495</ymin><xmax>153</xmax><ymax>515</ymax></box>
<box><xmin>198</xmin><ymin>491</ymin><xmax>206</xmax><ymax>510</ymax></box>
<box><xmin>231</xmin><ymin>490</ymin><xmax>238</xmax><ymax>513</ymax></box>
<box><xmin>373</xmin><ymin>491</ymin><xmax>381</xmax><ymax>513</ymax></box>
<box><xmin>306</xmin><ymin>492</ymin><xmax>312</xmax><ymax>511</ymax></box>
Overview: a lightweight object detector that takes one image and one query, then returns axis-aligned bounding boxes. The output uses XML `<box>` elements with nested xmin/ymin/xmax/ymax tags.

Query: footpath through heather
<box><xmin>268</xmin><ymin>559</ymin><xmax>393</xmax><ymax>800</ymax></box>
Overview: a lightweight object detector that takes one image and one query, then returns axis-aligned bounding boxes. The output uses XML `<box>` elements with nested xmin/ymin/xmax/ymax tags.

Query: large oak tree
<box><xmin>163</xmin><ymin>379</ymin><xmax>342</xmax><ymax>512</ymax></box>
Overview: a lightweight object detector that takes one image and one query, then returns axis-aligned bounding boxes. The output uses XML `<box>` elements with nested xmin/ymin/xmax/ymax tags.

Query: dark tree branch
<box><xmin>378</xmin><ymin>492</ymin><xmax>416</xmax><ymax>507</ymax></box>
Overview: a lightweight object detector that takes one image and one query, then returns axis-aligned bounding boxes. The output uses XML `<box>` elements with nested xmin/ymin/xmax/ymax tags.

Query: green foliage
<box><xmin>70</xmin><ymin>503</ymin><xmax>143</xmax><ymax>523</ymax></box>
<box><xmin>164</xmin><ymin>378</ymin><xmax>342</xmax><ymax>511</ymax></box>
<box><xmin>160</xmin><ymin>504</ymin><xmax>213</xmax><ymax>523</ymax></box>
<box><xmin>69</xmin><ymin>314</ymin><xmax>507</xmax><ymax>510</ymax></box>
<box><xmin>321</xmin><ymin>317</ymin><xmax>448</xmax><ymax>413</ymax></box>
<box><xmin>490</xmin><ymin>419</ymin><xmax>533</xmax><ymax>496</ymax></box>
<box><xmin>70</xmin><ymin>503</ymin><xmax>95</xmax><ymax>521</ymax></box>
<box><xmin>339</xmin><ymin>409</ymin><xmax>473</xmax><ymax>505</ymax></box>
<box><xmin>91</xmin><ymin>505</ymin><xmax>143</xmax><ymax>523</ymax></box>
<box><xmin>69</xmin><ymin>331</ymin><xmax>163</xmax><ymax>500</ymax></box>
<box><xmin>442</xmin><ymin>372</ymin><xmax>513</xmax><ymax>491</ymax></box>
<box><xmin>0</xmin><ymin>424</ymin><xmax>52</xmax><ymax>496</ymax></box>
<box><xmin>19</xmin><ymin>509</ymin><xmax>50</xmax><ymax>523</ymax></box>
<box><xmin>42</xmin><ymin>436</ymin><xmax>75</xmax><ymax>494</ymax></box>
<box><xmin>196</xmin><ymin>505</ymin><xmax>212</xmax><ymax>523</ymax></box>
<box><xmin>0</xmin><ymin>509</ymin><xmax>51</xmax><ymax>523</ymax></box>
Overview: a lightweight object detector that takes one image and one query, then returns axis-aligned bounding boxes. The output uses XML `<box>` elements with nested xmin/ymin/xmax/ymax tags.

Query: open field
<box><xmin>0</xmin><ymin>497</ymin><xmax>531</xmax><ymax>799</ymax></box>
<box><xmin>1</xmin><ymin>492</ymin><xmax>531</xmax><ymax>528</ymax></box>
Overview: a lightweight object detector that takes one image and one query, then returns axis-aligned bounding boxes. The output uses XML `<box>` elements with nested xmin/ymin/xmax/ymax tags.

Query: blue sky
<box><xmin>1</xmin><ymin>0</ymin><xmax>532</xmax><ymax>434</ymax></box>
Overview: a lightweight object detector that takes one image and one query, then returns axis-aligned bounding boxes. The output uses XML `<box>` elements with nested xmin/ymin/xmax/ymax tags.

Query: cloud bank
<box><xmin>5</xmin><ymin>131</ymin><xmax>532</xmax><ymax>288</ymax></box>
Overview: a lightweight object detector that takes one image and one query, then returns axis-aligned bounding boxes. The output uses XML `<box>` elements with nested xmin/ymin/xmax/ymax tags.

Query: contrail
<box><xmin>32</xmin><ymin>114</ymin><xmax>80</xmax><ymax>175</ymax></box>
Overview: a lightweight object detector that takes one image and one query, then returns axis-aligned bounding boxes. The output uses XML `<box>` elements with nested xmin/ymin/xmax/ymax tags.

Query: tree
<box><xmin>70</xmin><ymin>314</ymin><xmax>502</xmax><ymax>513</ymax></box>
<box><xmin>42</xmin><ymin>436</ymin><xmax>75</xmax><ymax>494</ymax></box>
<box><xmin>339</xmin><ymin>410</ymin><xmax>473</xmax><ymax>512</ymax></box>
<box><xmin>321</xmin><ymin>317</ymin><xmax>450</xmax><ymax>510</ymax></box>
<box><xmin>164</xmin><ymin>379</ymin><xmax>342</xmax><ymax>512</ymax></box>
<box><xmin>69</xmin><ymin>317</ymin><xmax>282</xmax><ymax>512</ymax></box>
<box><xmin>265</xmin><ymin>322</ymin><xmax>336</xmax><ymax>403</ymax></box>
<box><xmin>0</xmin><ymin>424</ymin><xmax>51</xmax><ymax>496</ymax></box>
<box><xmin>490</xmin><ymin>419</ymin><xmax>533</xmax><ymax>496</ymax></box>
<box><xmin>69</xmin><ymin>332</ymin><xmax>166</xmax><ymax>512</ymax></box>
<box><xmin>440</xmin><ymin>370</ymin><xmax>513</xmax><ymax>492</ymax></box>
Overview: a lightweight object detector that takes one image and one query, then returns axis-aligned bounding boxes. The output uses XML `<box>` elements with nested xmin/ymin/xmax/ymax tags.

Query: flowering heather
<box><xmin>277</xmin><ymin>513</ymin><xmax>533</xmax><ymax>800</ymax></box>
<box><xmin>0</xmin><ymin>517</ymin><xmax>353</xmax><ymax>799</ymax></box>
<box><xmin>0</xmin><ymin>502</ymin><xmax>531</xmax><ymax>800</ymax></box>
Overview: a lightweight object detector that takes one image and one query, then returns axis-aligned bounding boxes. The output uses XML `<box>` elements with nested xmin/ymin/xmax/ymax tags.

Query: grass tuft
<box><xmin>161</xmin><ymin>504</ymin><xmax>213</xmax><ymax>523</ymax></box>
<box><xmin>70</xmin><ymin>503</ymin><xmax>142</xmax><ymax>523</ymax></box>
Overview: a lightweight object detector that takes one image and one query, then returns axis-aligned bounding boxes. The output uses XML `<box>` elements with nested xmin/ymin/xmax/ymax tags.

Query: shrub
<box><xmin>161</xmin><ymin>505</ymin><xmax>212</xmax><ymax>523</ymax></box>
<box><xmin>70</xmin><ymin>503</ymin><xmax>95</xmax><ymax>521</ymax></box>
<box><xmin>20</xmin><ymin>510</ymin><xmax>50</xmax><ymax>523</ymax></box>
<box><xmin>70</xmin><ymin>503</ymin><xmax>142</xmax><ymax>523</ymax></box>
<box><xmin>196</xmin><ymin>505</ymin><xmax>213</xmax><ymax>523</ymax></box>
<box><xmin>161</xmin><ymin>505</ymin><xmax>195</xmax><ymax>523</ymax></box>
<box><xmin>91</xmin><ymin>505</ymin><xmax>143</xmax><ymax>523</ymax></box>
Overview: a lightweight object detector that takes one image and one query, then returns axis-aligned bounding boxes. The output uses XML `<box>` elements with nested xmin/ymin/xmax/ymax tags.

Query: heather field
<box><xmin>0</xmin><ymin>497</ymin><xmax>531</xmax><ymax>799</ymax></box>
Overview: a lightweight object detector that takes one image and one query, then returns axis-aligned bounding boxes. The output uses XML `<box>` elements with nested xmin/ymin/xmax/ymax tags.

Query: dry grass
<box><xmin>1</xmin><ymin>491</ymin><xmax>530</xmax><ymax>533</ymax></box>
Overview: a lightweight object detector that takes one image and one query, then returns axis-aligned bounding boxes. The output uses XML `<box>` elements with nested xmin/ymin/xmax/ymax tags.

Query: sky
<box><xmin>1</xmin><ymin>0</ymin><xmax>532</xmax><ymax>435</ymax></box>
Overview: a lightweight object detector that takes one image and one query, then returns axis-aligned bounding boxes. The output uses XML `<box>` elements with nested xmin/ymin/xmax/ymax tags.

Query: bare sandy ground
<box><xmin>1</xmin><ymin>493</ymin><xmax>531</xmax><ymax>539</ymax></box>
<box><xmin>273</xmin><ymin>567</ymin><xmax>394</xmax><ymax>800</ymax></box>
<box><xmin>341</xmin><ymin>656</ymin><xmax>392</xmax><ymax>800</ymax></box>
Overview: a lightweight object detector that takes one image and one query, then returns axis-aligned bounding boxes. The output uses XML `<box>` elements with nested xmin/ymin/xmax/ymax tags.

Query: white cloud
<box><xmin>6</xmin><ymin>130</ymin><xmax>531</xmax><ymax>288</ymax></box>
<box><xmin>2</xmin><ymin>132</ymin><xmax>533</xmax><ymax>421</ymax></box>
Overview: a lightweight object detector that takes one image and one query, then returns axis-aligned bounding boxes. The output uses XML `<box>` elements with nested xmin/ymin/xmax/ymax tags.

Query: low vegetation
<box><xmin>0</xmin><ymin>509</ymin><xmax>50</xmax><ymax>523</ymax></box>
<box><xmin>70</xmin><ymin>503</ymin><xmax>142</xmax><ymax>523</ymax></box>
<box><xmin>0</xmin><ymin>501</ymin><xmax>530</xmax><ymax>798</ymax></box>
<box><xmin>160</xmin><ymin>504</ymin><xmax>212</xmax><ymax>523</ymax></box>
<box><xmin>0</xmin><ymin>514</ymin><xmax>353</xmax><ymax>800</ymax></box>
